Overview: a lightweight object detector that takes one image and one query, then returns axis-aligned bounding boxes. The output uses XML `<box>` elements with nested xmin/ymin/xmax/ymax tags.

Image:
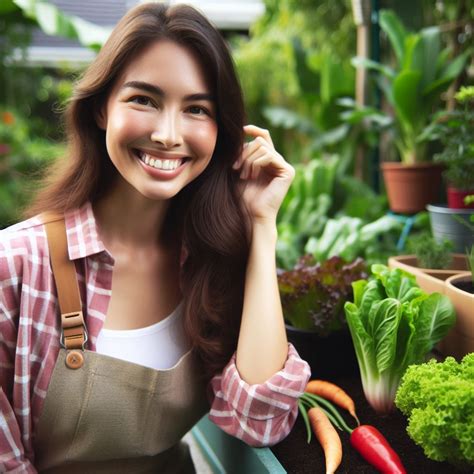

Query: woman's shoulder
<box><xmin>1</xmin><ymin>214</ymin><xmax>47</xmax><ymax>247</ymax></box>
<box><xmin>0</xmin><ymin>214</ymin><xmax>48</xmax><ymax>277</ymax></box>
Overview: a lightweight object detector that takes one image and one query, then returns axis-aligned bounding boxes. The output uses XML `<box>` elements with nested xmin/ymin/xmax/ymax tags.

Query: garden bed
<box><xmin>271</xmin><ymin>368</ymin><xmax>471</xmax><ymax>473</ymax></box>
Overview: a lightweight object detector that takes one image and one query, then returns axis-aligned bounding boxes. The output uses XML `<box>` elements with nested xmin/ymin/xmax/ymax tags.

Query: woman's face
<box><xmin>98</xmin><ymin>40</ymin><xmax>218</xmax><ymax>201</ymax></box>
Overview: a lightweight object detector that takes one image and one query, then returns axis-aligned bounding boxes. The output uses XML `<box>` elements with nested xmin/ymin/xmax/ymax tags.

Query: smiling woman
<box><xmin>0</xmin><ymin>3</ymin><xmax>310</xmax><ymax>473</ymax></box>
<box><xmin>97</xmin><ymin>40</ymin><xmax>218</xmax><ymax>200</ymax></box>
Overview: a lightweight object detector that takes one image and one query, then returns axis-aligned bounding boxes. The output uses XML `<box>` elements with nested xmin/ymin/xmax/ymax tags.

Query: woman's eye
<box><xmin>188</xmin><ymin>105</ymin><xmax>208</xmax><ymax>116</ymax></box>
<box><xmin>130</xmin><ymin>96</ymin><xmax>153</xmax><ymax>107</ymax></box>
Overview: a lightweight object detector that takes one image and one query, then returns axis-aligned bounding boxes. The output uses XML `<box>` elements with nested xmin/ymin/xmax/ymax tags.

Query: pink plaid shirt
<box><xmin>0</xmin><ymin>202</ymin><xmax>310</xmax><ymax>473</ymax></box>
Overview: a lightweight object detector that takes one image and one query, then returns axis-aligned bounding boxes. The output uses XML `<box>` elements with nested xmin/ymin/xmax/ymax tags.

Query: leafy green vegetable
<box><xmin>344</xmin><ymin>264</ymin><xmax>456</xmax><ymax>414</ymax></box>
<box><xmin>278</xmin><ymin>255</ymin><xmax>367</xmax><ymax>335</ymax></box>
<box><xmin>304</xmin><ymin>215</ymin><xmax>401</xmax><ymax>264</ymax></box>
<box><xmin>395</xmin><ymin>354</ymin><xmax>474</xmax><ymax>467</ymax></box>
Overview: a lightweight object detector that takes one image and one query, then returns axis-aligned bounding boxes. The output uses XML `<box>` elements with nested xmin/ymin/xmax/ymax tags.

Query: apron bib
<box><xmin>33</xmin><ymin>215</ymin><xmax>209</xmax><ymax>473</ymax></box>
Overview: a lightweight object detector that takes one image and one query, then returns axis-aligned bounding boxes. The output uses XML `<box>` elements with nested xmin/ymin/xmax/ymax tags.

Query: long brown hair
<box><xmin>26</xmin><ymin>3</ymin><xmax>250</xmax><ymax>382</ymax></box>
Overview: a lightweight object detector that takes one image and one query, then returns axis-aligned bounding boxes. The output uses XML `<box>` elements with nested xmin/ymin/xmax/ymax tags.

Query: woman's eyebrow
<box><xmin>121</xmin><ymin>81</ymin><xmax>214</xmax><ymax>102</ymax></box>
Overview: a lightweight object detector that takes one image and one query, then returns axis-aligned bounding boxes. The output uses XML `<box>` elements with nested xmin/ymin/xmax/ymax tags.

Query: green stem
<box><xmin>298</xmin><ymin>400</ymin><xmax>312</xmax><ymax>444</ymax></box>
<box><xmin>301</xmin><ymin>392</ymin><xmax>354</xmax><ymax>434</ymax></box>
<box><xmin>299</xmin><ymin>394</ymin><xmax>343</xmax><ymax>431</ymax></box>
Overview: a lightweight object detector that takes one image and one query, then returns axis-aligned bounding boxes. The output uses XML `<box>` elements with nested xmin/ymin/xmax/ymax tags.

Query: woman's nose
<box><xmin>150</xmin><ymin>111</ymin><xmax>183</xmax><ymax>149</ymax></box>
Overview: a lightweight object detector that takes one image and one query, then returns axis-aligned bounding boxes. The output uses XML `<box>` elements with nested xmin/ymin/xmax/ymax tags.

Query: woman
<box><xmin>0</xmin><ymin>3</ymin><xmax>310</xmax><ymax>472</ymax></box>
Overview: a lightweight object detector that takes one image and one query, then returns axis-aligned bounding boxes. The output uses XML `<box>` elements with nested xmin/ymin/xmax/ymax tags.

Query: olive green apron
<box><xmin>33</xmin><ymin>215</ymin><xmax>209</xmax><ymax>473</ymax></box>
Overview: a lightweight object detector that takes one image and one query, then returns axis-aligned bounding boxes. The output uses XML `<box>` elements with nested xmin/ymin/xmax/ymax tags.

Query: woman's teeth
<box><xmin>138</xmin><ymin>151</ymin><xmax>183</xmax><ymax>170</ymax></box>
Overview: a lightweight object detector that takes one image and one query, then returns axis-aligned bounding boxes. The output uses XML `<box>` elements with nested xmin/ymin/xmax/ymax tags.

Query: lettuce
<box><xmin>278</xmin><ymin>255</ymin><xmax>367</xmax><ymax>335</ymax></box>
<box><xmin>395</xmin><ymin>354</ymin><xmax>474</xmax><ymax>467</ymax></box>
<box><xmin>344</xmin><ymin>264</ymin><xmax>456</xmax><ymax>414</ymax></box>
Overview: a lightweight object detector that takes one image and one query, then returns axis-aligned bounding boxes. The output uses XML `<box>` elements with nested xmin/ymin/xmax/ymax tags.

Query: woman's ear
<box><xmin>95</xmin><ymin>105</ymin><xmax>107</xmax><ymax>130</ymax></box>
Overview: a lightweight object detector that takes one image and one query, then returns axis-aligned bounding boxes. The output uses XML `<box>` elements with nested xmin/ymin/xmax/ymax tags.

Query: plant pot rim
<box><xmin>388</xmin><ymin>254</ymin><xmax>468</xmax><ymax>273</ymax></box>
<box><xmin>427</xmin><ymin>204</ymin><xmax>474</xmax><ymax>214</ymax></box>
<box><xmin>446</xmin><ymin>272</ymin><xmax>473</xmax><ymax>285</ymax></box>
<box><xmin>381</xmin><ymin>162</ymin><xmax>443</xmax><ymax>170</ymax></box>
<box><xmin>447</xmin><ymin>186</ymin><xmax>474</xmax><ymax>192</ymax></box>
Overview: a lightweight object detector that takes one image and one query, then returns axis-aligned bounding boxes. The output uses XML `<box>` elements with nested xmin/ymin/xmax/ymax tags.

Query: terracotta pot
<box><xmin>447</xmin><ymin>187</ymin><xmax>474</xmax><ymax>209</ymax></box>
<box><xmin>438</xmin><ymin>272</ymin><xmax>474</xmax><ymax>359</ymax></box>
<box><xmin>388</xmin><ymin>254</ymin><xmax>469</xmax><ymax>295</ymax></box>
<box><xmin>381</xmin><ymin>162</ymin><xmax>444</xmax><ymax>214</ymax></box>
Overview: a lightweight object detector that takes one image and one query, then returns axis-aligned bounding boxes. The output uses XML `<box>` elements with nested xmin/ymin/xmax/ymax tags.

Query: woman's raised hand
<box><xmin>233</xmin><ymin>125</ymin><xmax>295</xmax><ymax>224</ymax></box>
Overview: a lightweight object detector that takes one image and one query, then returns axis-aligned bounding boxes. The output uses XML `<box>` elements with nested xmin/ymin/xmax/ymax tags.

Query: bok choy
<box><xmin>344</xmin><ymin>264</ymin><xmax>455</xmax><ymax>414</ymax></box>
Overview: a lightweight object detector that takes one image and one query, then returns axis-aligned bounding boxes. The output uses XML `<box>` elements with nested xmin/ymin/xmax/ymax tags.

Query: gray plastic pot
<box><xmin>427</xmin><ymin>204</ymin><xmax>474</xmax><ymax>253</ymax></box>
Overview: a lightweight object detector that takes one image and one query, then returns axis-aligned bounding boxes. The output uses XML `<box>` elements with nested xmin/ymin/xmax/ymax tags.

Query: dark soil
<box><xmin>271</xmin><ymin>370</ymin><xmax>473</xmax><ymax>474</ymax></box>
<box><xmin>453</xmin><ymin>280</ymin><xmax>474</xmax><ymax>294</ymax></box>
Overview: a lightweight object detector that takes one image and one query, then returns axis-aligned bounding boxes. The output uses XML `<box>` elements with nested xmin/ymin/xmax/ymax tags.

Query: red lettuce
<box><xmin>278</xmin><ymin>255</ymin><xmax>367</xmax><ymax>335</ymax></box>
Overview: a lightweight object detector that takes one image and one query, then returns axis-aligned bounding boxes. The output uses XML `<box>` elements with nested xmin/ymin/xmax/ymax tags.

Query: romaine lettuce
<box><xmin>344</xmin><ymin>264</ymin><xmax>456</xmax><ymax>413</ymax></box>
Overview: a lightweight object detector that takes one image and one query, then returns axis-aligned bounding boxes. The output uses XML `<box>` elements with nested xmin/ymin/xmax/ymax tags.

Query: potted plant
<box><xmin>277</xmin><ymin>255</ymin><xmax>367</xmax><ymax>378</ymax></box>
<box><xmin>353</xmin><ymin>10</ymin><xmax>470</xmax><ymax>214</ymax></box>
<box><xmin>427</xmin><ymin>194</ymin><xmax>474</xmax><ymax>253</ymax></box>
<box><xmin>438</xmin><ymin>212</ymin><xmax>474</xmax><ymax>359</ymax></box>
<box><xmin>388</xmin><ymin>233</ymin><xmax>469</xmax><ymax>294</ymax></box>
<box><xmin>431</xmin><ymin>86</ymin><xmax>474</xmax><ymax>209</ymax></box>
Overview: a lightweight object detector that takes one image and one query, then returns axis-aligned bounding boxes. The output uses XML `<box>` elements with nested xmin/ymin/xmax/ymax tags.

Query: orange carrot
<box><xmin>308</xmin><ymin>406</ymin><xmax>342</xmax><ymax>474</ymax></box>
<box><xmin>306</xmin><ymin>379</ymin><xmax>359</xmax><ymax>424</ymax></box>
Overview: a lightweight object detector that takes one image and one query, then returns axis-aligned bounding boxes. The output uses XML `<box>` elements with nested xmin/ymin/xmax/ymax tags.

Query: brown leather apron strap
<box><xmin>42</xmin><ymin>212</ymin><xmax>87</xmax><ymax>351</ymax></box>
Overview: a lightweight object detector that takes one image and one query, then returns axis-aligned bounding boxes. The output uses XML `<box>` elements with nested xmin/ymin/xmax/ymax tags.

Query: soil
<box><xmin>453</xmin><ymin>280</ymin><xmax>474</xmax><ymax>294</ymax></box>
<box><xmin>271</xmin><ymin>370</ymin><xmax>472</xmax><ymax>474</ymax></box>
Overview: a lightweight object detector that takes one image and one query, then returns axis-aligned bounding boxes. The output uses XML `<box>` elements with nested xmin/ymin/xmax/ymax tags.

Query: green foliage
<box><xmin>353</xmin><ymin>9</ymin><xmax>471</xmax><ymax>164</ymax></box>
<box><xmin>276</xmin><ymin>155</ymin><xmax>402</xmax><ymax>269</ymax></box>
<box><xmin>232</xmin><ymin>0</ymin><xmax>355</xmax><ymax>161</ymax></box>
<box><xmin>344</xmin><ymin>264</ymin><xmax>456</xmax><ymax>413</ymax></box>
<box><xmin>12</xmin><ymin>0</ymin><xmax>111</xmax><ymax>51</ymax></box>
<box><xmin>278</xmin><ymin>255</ymin><xmax>367</xmax><ymax>334</ymax></box>
<box><xmin>428</xmin><ymin>86</ymin><xmax>474</xmax><ymax>190</ymax></box>
<box><xmin>0</xmin><ymin>108</ymin><xmax>65</xmax><ymax>227</ymax></box>
<box><xmin>395</xmin><ymin>354</ymin><xmax>474</xmax><ymax>467</ymax></box>
<box><xmin>407</xmin><ymin>232</ymin><xmax>453</xmax><ymax>269</ymax></box>
<box><xmin>467</xmin><ymin>245</ymin><xmax>474</xmax><ymax>287</ymax></box>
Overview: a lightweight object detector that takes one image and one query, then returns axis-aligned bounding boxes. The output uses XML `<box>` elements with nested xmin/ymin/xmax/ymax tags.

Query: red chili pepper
<box><xmin>350</xmin><ymin>425</ymin><xmax>406</xmax><ymax>474</ymax></box>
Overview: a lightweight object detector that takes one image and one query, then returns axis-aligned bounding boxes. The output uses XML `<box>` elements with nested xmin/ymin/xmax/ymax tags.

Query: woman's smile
<box><xmin>133</xmin><ymin>148</ymin><xmax>189</xmax><ymax>179</ymax></box>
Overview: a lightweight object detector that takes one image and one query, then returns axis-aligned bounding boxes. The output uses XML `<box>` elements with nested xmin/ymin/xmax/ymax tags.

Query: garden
<box><xmin>1</xmin><ymin>0</ymin><xmax>473</xmax><ymax>473</ymax></box>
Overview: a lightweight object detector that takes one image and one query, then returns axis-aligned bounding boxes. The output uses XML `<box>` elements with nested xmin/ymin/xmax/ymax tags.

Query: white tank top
<box><xmin>95</xmin><ymin>301</ymin><xmax>188</xmax><ymax>370</ymax></box>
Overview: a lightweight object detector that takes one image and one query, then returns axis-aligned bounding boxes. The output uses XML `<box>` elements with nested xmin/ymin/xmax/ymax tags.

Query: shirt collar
<box><xmin>64</xmin><ymin>201</ymin><xmax>114</xmax><ymax>263</ymax></box>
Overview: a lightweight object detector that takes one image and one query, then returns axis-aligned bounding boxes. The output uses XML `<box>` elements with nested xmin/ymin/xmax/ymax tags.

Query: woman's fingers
<box><xmin>243</xmin><ymin>124</ymin><xmax>274</xmax><ymax>147</ymax></box>
<box><xmin>233</xmin><ymin>137</ymin><xmax>270</xmax><ymax>170</ymax></box>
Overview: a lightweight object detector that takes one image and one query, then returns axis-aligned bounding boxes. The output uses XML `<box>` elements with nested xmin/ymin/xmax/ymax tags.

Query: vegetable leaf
<box><xmin>344</xmin><ymin>264</ymin><xmax>456</xmax><ymax>414</ymax></box>
<box><xmin>395</xmin><ymin>354</ymin><xmax>474</xmax><ymax>466</ymax></box>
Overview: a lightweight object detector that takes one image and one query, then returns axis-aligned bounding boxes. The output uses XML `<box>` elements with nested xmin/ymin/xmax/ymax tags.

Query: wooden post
<box><xmin>351</xmin><ymin>0</ymin><xmax>371</xmax><ymax>180</ymax></box>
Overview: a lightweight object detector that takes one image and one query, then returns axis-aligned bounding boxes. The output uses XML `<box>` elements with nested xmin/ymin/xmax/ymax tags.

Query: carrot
<box><xmin>306</xmin><ymin>379</ymin><xmax>359</xmax><ymax>424</ymax></box>
<box><xmin>308</xmin><ymin>406</ymin><xmax>342</xmax><ymax>474</ymax></box>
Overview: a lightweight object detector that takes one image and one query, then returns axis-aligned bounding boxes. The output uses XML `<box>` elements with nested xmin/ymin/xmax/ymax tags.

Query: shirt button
<box><xmin>66</xmin><ymin>350</ymin><xmax>84</xmax><ymax>369</ymax></box>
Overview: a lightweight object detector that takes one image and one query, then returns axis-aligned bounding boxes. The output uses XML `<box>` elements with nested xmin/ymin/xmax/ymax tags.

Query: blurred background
<box><xmin>1</xmin><ymin>0</ymin><xmax>473</xmax><ymax>269</ymax></box>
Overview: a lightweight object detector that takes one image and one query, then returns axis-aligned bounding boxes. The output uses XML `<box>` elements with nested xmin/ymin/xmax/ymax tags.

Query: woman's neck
<box><xmin>92</xmin><ymin>178</ymin><xmax>172</xmax><ymax>254</ymax></box>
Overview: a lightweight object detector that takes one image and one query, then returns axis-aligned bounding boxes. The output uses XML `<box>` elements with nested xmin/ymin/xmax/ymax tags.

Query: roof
<box><xmin>25</xmin><ymin>0</ymin><xmax>265</xmax><ymax>67</ymax></box>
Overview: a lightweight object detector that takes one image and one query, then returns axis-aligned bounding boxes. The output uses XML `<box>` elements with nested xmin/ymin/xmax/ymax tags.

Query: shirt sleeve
<box><xmin>0</xmin><ymin>235</ymin><xmax>38</xmax><ymax>474</ymax></box>
<box><xmin>208</xmin><ymin>343</ymin><xmax>310</xmax><ymax>447</ymax></box>
<box><xmin>0</xmin><ymin>391</ymin><xmax>38</xmax><ymax>474</ymax></box>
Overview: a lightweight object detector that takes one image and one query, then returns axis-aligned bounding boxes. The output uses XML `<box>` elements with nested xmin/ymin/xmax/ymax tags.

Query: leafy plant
<box><xmin>0</xmin><ymin>108</ymin><xmax>65</xmax><ymax>226</ymax></box>
<box><xmin>395</xmin><ymin>354</ymin><xmax>474</xmax><ymax>468</ymax></box>
<box><xmin>344</xmin><ymin>264</ymin><xmax>456</xmax><ymax>414</ymax></box>
<box><xmin>406</xmin><ymin>232</ymin><xmax>453</xmax><ymax>269</ymax></box>
<box><xmin>276</xmin><ymin>155</ymin><xmax>402</xmax><ymax>270</ymax></box>
<box><xmin>352</xmin><ymin>10</ymin><xmax>471</xmax><ymax>164</ymax></box>
<box><xmin>304</xmin><ymin>214</ymin><xmax>401</xmax><ymax>266</ymax></box>
<box><xmin>10</xmin><ymin>0</ymin><xmax>111</xmax><ymax>51</ymax></box>
<box><xmin>278</xmin><ymin>255</ymin><xmax>367</xmax><ymax>335</ymax></box>
<box><xmin>427</xmin><ymin>86</ymin><xmax>474</xmax><ymax>190</ymax></box>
